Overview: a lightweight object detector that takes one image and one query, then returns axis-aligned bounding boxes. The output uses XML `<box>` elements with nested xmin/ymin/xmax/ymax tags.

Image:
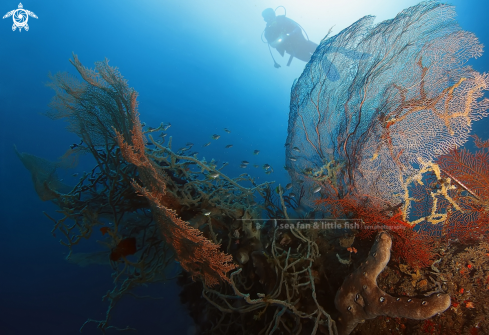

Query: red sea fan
<box><xmin>316</xmin><ymin>196</ymin><xmax>435</xmax><ymax>269</ymax></box>
<box><xmin>435</xmin><ymin>137</ymin><xmax>489</xmax><ymax>242</ymax></box>
<box><xmin>436</xmin><ymin>147</ymin><xmax>489</xmax><ymax>201</ymax></box>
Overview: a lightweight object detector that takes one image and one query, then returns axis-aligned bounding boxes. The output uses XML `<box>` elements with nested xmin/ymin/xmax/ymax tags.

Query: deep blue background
<box><xmin>0</xmin><ymin>1</ymin><xmax>488</xmax><ymax>334</ymax></box>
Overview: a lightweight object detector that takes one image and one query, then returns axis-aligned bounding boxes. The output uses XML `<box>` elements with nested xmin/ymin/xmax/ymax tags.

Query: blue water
<box><xmin>0</xmin><ymin>1</ymin><xmax>488</xmax><ymax>334</ymax></box>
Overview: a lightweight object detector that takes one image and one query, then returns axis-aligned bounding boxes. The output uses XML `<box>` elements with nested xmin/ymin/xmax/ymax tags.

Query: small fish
<box><xmin>289</xmin><ymin>157</ymin><xmax>297</xmax><ymax>162</ymax></box>
<box><xmin>225</xmin><ymin>144</ymin><xmax>233</xmax><ymax>148</ymax></box>
<box><xmin>312</xmin><ymin>186</ymin><xmax>322</xmax><ymax>194</ymax></box>
<box><xmin>242</xmin><ymin>161</ymin><xmax>249</xmax><ymax>165</ymax></box>
<box><xmin>208</xmin><ymin>172</ymin><xmax>220</xmax><ymax>179</ymax></box>
<box><xmin>179</xmin><ymin>147</ymin><xmax>190</xmax><ymax>152</ymax></box>
<box><xmin>159</xmin><ymin>133</ymin><xmax>167</xmax><ymax>138</ymax></box>
<box><xmin>253</xmin><ymin>150</ymin><xmax>260</xmax><ymax>155</ymax></box>
<box><xmin>240</xmin><ymin>164</ymin><xmax>248</xmax><ymax>168</ymax></box>
<box><xmin>265</xmin><ymin>169</ymin><xmax>273</xmax><ymax>175</ymax></box>
<box><xmin>263</xmin><ymin>164</ymin><xmax>271</xmax><ymax>170</ymax></box>
<box><xmin>304</xmin><ymin>167</ymin><xmax>313</xmax><ymax>174</ymax></box>
<box><xmin>203</xmin><ymin>211</ymin><xmax>211</xmax><ymax>216</ymax></box>
<box><xmin>163</xmin><ymin>123</ymin><xmax>172</xmax><ymax>131</ymax></box>
<box><xmin>275</xmin><ymin>185</ymin><xmax>283</xmax><ymax>194</ymax></box>
<box><xmin>186</xmin><ymin>142</ymin><xmax>194</xmax><ymax>147</ymax></box>
<box><xmin>148</xmin><ymin>126</ymin><xmax>155</xmax><ymax>131</ymax></box>
<box><xmin>224</xmin><ymin>128</ymin><xmax>231</xmax><ymax>133</ymax></box>
<box><xmin>203</xmin><ymin>142</ymin><xmax>211</xmax><ymax>147</ymax></box>
<box><xmin>253</xmin><ymin>164</ymin><xmax>259</xmax><ymax>168</ymax></box>
<box><xmin>292</xmin><ymin>147</ymin><xmax>301</xmax><ymax>153</ymax></box>
<box><xmin>289</xmin><ymin>193</ymin><xmax>296</xmax><ymax>198</ymax></box>
<box><xmin>250</xmin><ymin>201</ymin><xmax>258</xmax><ymax>206</ymax></box>
<box><xmin>211</xmin><ymin>134</ymin><xmax>220</xmax><ymax>140</ymax></box>
<box><xmin>72</xmin><ymin>173</ymin><xmax>79</xmax><ymax>177</ymax></box>
<box><xmin>286</xmin><ymin>183</ymin><xmax>293</xmax><ymax>190</ymax></box>
<box><xmin>147</xmin><ymin>142</ymin><xmax>154</xmax><ymax>146</ymax></box>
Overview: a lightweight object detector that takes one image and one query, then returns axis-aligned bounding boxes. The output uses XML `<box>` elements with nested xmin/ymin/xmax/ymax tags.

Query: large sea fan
<box><xmin>286</xmin><ymin>1</ymin><xmax>489</xmax><ymax>216</ymax></box>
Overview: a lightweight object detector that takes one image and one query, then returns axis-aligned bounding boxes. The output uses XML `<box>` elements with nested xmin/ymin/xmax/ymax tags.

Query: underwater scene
<box><xmin>2</xmin><ymin>1</ymin><xmax>489</xmax><ymax>334</ymax></box>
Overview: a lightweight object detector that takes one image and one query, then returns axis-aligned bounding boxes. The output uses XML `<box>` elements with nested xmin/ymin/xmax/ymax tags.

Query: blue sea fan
<box><xmin>285</xmin><ymin>1</ymin><xmax>489</xmax><ymax>209</ymax></box>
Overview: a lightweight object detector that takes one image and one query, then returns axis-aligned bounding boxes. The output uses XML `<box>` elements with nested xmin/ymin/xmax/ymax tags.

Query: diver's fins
<box><xmin>287</xmin><ymin>55</ymin><xmax>294</xmax><ymax>66</ymax></box>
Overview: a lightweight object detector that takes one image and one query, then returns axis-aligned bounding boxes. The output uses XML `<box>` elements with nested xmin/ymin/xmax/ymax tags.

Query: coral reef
<box><xmin>16</xmin><ymin>2</ymin><xmax>489</xmax><ymax>334</ymax></box>
<box><xmin>335</xmin><ymin>232</ymin><xmax>450</xmax><ymax>335</ymax></box>
<box><xmin>200</xmin><ymin>226</ymin><xmax>338</xmax><ymax>335</ymax></box>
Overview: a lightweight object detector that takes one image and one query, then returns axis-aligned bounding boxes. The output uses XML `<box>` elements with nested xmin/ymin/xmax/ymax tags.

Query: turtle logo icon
<box><xmin>3</xmin><ymin>3</ymin><xmax>37</xmax><ymax>32</ymax></box>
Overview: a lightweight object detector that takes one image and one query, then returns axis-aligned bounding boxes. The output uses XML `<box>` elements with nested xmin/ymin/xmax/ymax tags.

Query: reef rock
<box><xmin>334</xmin><ymin>232</ymin><xmax>450</xmax><ymax>335</ymax></box>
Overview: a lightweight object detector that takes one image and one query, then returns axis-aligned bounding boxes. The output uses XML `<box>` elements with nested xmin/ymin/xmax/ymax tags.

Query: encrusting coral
<box><xmin>335</xmin><ymin>232</ymin><xmax>451</xmax><ymax>335</ymax></box>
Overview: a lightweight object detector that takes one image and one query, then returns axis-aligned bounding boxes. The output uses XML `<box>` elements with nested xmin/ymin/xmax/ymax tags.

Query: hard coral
<box><xmin>335</xmin><ymin>232</ymin><xmax>451</xmax><ymax>335</ymax></box>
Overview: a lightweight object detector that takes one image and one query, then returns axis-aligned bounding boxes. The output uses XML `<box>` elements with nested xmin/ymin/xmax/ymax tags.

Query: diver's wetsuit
<box><xmin>264</xmin><ymin>15</ymin><xmax>318</xmax><ymax>64</ymax></box>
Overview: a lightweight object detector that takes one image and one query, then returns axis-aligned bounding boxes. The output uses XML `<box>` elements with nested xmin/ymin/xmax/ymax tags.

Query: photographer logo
<box><xmin>3</xmin><ymin>3</ymin><xmax>37</xmax><ymax>32</ymax></box>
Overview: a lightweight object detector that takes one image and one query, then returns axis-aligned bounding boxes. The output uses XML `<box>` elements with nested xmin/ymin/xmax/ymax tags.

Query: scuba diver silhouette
<box><xmin>262</xmin><ymin>7</ymin><xmax>370</xmax><ymax>81</ymax></box>
<box><xmin>261</xmin><ymin>7</ymin><xmax>318</xmax><ymax>68</ymax></box>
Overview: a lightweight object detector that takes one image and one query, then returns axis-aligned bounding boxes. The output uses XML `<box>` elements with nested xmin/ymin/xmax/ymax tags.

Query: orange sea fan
<box><xmin>433</xmin><ymin>137</ymin><xmax>489</xmax><ymax>242</ymax></box>
<box><xmin>437</xmin><ymin>147</ymin><xmax>489</xmax><ymax>201</ymax></box>
<box><xmin>471</xmin><ymin>134</ymin><xmax>489</xmax><ymax>149</ymax></box>
<box><xmin>114</xmin><ymin>103</ymin><xmax>237</xmax><ymax>286</ymax></box>
<box><xmin>65</xmin><ymin>53</ymin><xmax>237</xmax><ymax>286</ymax></box>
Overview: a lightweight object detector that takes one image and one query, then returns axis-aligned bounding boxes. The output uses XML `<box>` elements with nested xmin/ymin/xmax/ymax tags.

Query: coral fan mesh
<box><xmin>286</xmin><ymin>2</ymin><xmax>489</xmax><ymax>214</ymax></box>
